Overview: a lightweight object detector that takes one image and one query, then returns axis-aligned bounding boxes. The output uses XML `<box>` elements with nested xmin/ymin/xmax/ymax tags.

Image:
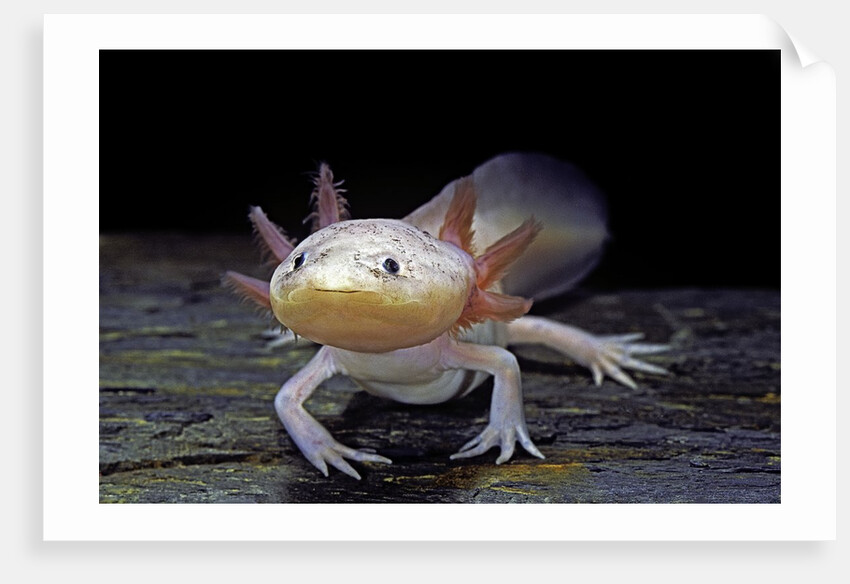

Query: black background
<box><xmin>99</xmin><ymin>50</ymin><xmax>779</xmax><ymax>289</ymax></box>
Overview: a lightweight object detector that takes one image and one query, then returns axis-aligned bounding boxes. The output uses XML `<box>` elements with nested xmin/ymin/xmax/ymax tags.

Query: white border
<box><xmin>43</xmin><ymin>13</ymin><xmax>836</xmax><ymax>541</ymax></box>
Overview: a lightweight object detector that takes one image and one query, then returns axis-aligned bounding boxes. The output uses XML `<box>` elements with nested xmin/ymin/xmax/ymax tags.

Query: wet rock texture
<box><xmin>100</xmin><ymin>234</ymin><xmax>780</xmax><ymax>503</ymax></box>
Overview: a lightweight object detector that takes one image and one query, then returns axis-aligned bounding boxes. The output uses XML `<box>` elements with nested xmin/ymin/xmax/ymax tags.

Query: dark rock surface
<box><xmin>99</xmin><ymin>234</ymin><xmax>780</xmax><ymax>503</ymax></box>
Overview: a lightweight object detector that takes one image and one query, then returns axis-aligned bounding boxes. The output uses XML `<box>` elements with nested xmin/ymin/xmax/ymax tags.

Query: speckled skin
<box><xmin>227</xmin><ymin>153</ymin><xmax>669</xmax><ymax>479</ymax></box>
<box><xmin>270</xmin><ymin>219</ymin><xmax>476</xmax><ymax>353</ymax></box>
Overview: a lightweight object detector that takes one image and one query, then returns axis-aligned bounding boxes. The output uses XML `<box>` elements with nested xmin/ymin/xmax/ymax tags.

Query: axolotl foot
<box><xmin>450</xmin><ymin>421</ymin><xmax>545</xmax><ymax>464</ymax></box>
<box><xmin>303</xmin><ymin>440</ymin><xmax>392</xmax><ymax>481</ymax></box>
<box><xmin>506</xmin><ymin>316</ymin><xmax>670</xmax><ymax>390</ymax></box>
<box><xmin>586</xmin><ymin>332</ymin><xmax>669</xmax><ymax>389</ymax></box>
<box><xmin>283</xmin><ymin>410</ymin><xmax>392</xmax><ymax>480</ymax></box>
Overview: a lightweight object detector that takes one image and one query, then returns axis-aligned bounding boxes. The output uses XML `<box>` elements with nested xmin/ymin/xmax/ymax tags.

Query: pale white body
<box><xmin>264</xmin><ymin>153</ymin><xmax>669</xmax><ymax>479</ymax></box>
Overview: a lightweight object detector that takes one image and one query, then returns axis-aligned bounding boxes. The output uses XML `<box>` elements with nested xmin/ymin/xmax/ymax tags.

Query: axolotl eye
<box><xmin>292</xmin><ymin>252</ymin><xmax>306</xmax><ymax>270</ymax></box>
<box><xmin>382</xmin><ymin>257</ymin><xmax>400</xmax><ymax>274</ymax></box>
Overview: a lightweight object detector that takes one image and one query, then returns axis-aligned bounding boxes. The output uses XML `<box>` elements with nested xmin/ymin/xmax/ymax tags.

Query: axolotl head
<box><xmin>269</xmin><ymin>218</ymin><xmax>475</xmax><ymax>353</ymax></box>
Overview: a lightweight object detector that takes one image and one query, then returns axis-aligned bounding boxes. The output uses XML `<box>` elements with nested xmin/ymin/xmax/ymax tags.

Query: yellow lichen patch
<box><xmin>98</xmin><ymin>485</ymin><xmax>142</xmax><ymax>503</ymax></box>
<box><xmin>756</xmin><ymin>392</ymin><xmax>781</xmax><ymax>404</ymax></box>
<box><xmin>100</xmin><ymin>331</ymin><xmax>127</xmax><ymax>342</ymax></box>
<box><xmin>249</xmin><ymin>356</ymin><xmax>290</xmax><ymax>368</ymax></box>
<box><xmin>569</xmin><ymin>446</ymin><xmax>652</xmax><ymax>463</ymax></box>
<box><xmin>435</xmin><ymin>462</ymin><xmax>591</xmax><ymax>495</ymax></box>
<box><xmin>657</xmin><ymin>401</ymin><xmax>698</xmax><ymax>412</ymax></box>
<box><xmin>100</xmin><ymin>349</ymin><xmax>209</xmax><ymax>365</ymax></box>
<box><xmin>382</xmin><ymin>474</ymin><xmax>438</xmax><ymax>484</ymax></box>
<box><xmin>100</xmin><ymin>416</ymin><xmax>150</xmax><ymax>425</ymax></box>
<box><xmin>548</xmin><ymin>406</ymin><xmax>601</xmax><ymax>415</ymax></box>
<box><xmin>706</xmin><ymin>394</ymin><xmax>745</xmax><ymax>402</ymax></box>
<box><xmin>100</xmin><ymin>326</ymin><xmax>192</xmax><ymax>341</ymax></box>
<box><xmin>223</xmin><ymin>415</ymin><xmax>273</xmax><ymax>423</ymax></box>
<box><xmin>202</xmin><ymin>386</ymin><xmax>257</xmax><ymax>397</ymax></box>
<box><xmin>754</xmin><ymin>360</ymin><xmax>781</xmax><ymax>371</ymax></box>
<box><xmin>99</xmin><ymin>380</ymin><xmax>157</xmax><ymax>391</ymax></box>
<box><xmin>146</xmin><ymin>476</ymin><xmax>208</xmax><ymax>487</ymax></box>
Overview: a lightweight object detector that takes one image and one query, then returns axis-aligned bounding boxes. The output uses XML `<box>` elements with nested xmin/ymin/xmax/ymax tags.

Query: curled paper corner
<box><xmin>764</xmin><ymin>16</ymin><xmax>826</xmax><ymax>70</ymax></box>
<box><xmin>786</xmin><ymin>33</ymin><xmax>822</xmax><ymax>69</ymax></box>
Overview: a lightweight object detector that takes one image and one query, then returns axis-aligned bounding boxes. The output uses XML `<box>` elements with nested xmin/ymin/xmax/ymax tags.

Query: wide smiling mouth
<box><xmin>284</xmin><ymin>287</ymin><xmax>392</xmax><ymax>305</ymax></box>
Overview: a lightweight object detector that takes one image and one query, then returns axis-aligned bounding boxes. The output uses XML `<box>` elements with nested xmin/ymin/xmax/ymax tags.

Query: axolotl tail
<box><xmin>403</xmin><ymin>152</ymin><xmax>608</xmax><ymax>301</ymax></box>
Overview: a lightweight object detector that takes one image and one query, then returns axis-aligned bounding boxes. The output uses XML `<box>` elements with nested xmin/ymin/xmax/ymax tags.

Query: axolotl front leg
<box><xmin>276</xmin><ymin>339</ymin><xmax>544</xmax><ymax>479</ymax></box>
<box><xmin>274</xmin><ymin>346</ymin><xmax>391</xmax><ymax>480</ymax></box>
<box><xmin>441</xmin><ymin>341</ymin><xmax>544</xmax><ymax>463</ymax></box>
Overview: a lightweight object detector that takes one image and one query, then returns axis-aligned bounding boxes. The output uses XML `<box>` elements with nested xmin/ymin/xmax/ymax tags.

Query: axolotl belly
<box><xmin>225</xmin><ymin>153</ymin><xmax>668</xmax><ymax>479</ymax></box>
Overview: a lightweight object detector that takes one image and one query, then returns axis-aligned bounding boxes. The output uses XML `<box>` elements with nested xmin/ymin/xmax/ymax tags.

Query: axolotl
<box><xmin>225</xmin><ymin>153</ymin><xmax>668</xmax><ymax>479</ymax></box>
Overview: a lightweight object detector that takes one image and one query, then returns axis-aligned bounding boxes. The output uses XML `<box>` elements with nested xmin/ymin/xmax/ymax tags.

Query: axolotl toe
<box><xmin>225</xmin><ymin>153</ymin><xmax>669</xmax><ymax>479</ymax></box>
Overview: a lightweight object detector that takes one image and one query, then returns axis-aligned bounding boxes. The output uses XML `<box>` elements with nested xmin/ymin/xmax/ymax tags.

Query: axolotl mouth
<box><xmin>287</xmin><ymin>288</ymin><xmax>391</xmax><ymax>304</ymax></box>
<box><xmin>271</xmin><ymin>286</ymin><xmax>455</xmax><ymax>353</ymax></box>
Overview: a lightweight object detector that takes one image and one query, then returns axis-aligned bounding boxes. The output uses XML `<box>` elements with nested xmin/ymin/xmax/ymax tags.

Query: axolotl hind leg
<box><xmin>506</xmin><ymin>316</ymin><xmax>669</xmax><ymax>389</ymax></box>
